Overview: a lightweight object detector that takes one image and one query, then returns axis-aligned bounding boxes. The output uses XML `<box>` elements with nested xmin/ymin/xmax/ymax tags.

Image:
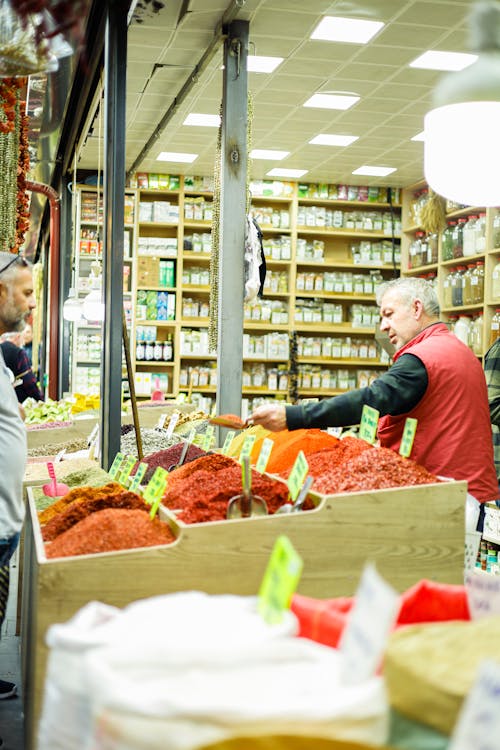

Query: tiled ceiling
<box><xmin>77</xmin><ymin>0</ymin><xmax>474</xmax><ymax>189</ymax></box>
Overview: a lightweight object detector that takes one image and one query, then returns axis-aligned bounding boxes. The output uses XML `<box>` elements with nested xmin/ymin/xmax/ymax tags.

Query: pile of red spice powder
<box><xmin>41</xmin><ymin>491</ymin><xmax>149</xmax><ymax>541</ymax></box>
<box><xmin>262</xmin><ymin>429</ymin><xmax>341</xmax><ymax>474</ymax></box>
<box><xmin>162</xmin><ymin>459</ymin><xmax>291</xmax><ymax>523</ymax></box>
<box><xmin>279</xmin><ymin>436</ymin><xmax>374</xmax><ymax>479</ymax></box>
<box><xmin>313</xmin><ymin>446</ymin><xmax>440</xmax><ymax>494</ymax></box>
<box><xmin>138</xmin><ymin>443</ymin><xmax>207</xmax><ymax>483</ymax></box>
<box><xmin>38</xmin><ymin>482</ymin><xmax>123</xmax><ymax>524</ymax></box>
<box><xmin>45</xmin><ymin>508</ymin><xmax>176</xmax><ymax>559</ymax></box>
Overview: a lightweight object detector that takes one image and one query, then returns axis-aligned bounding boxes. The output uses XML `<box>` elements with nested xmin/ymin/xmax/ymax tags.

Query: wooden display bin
<box><xmin>22</xmin><ymin>479</ymin><xmax>466</xmax><ymax>749</ymax></box>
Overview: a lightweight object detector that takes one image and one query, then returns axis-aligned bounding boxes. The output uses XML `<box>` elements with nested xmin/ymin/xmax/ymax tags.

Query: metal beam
<box><xmin>100</xmin><ymin>0</ymin><xmax>128</xmax><ymax>470</ymax></box>
<box><xmin>216</xmin><ymin>20</ymin><xmax>249</xmax><ymax>421</ymax></box>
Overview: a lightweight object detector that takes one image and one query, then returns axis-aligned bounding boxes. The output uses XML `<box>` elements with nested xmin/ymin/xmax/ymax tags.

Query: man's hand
<box><xmin>250</xmin><ymin>404</ymin><xmax>287</xmax><ymax>432</ymax></box>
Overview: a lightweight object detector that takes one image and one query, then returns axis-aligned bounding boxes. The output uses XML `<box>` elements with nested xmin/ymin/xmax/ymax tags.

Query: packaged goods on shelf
<box><xmin>184</xmin><ymin>196</ymin><xmax>212</xmax><ymax>221</ymax></box>
<box><xmin>134</xmin><ymin>372</ymin><xmax>169</xmax><ymax>397</ymax></box>
<box><xmin>184</xmin><ymin>174</ymin><xmax>214</xmax><ymax>192</ymax></box>
<box><xmin>133</xmin><ymin>172</ymin><xmax>180</xmax><ymax>191</ymax></box>
<box><xmin>249</xmin><ymin>179</ymin><xmax>294</xmax><ymax>197</ymax></box>
<box><xmin>179</xmin><ymin>364</ymin><xmax>216</xmax><ymax>388</ymax></box>
<box><xmin>351</xmin><ymin>239</ymin><xmax>401</xmax><ymax>265</ymax></box>
<box><xmin>244</xmin><ymin>298</ymin><xmax>288</xmax><ymax>324</ymax></box>
<box><xmin>137</xmin><ymin>236</ymin><xmax>177</xmax><ymax>256</ymax></box>
<box><xmin>295</xmin><ymin>238</ymin><xmax>324</xmax><ymax>261</ymax></box>
<box><xmin>182</xmin><ymin>265</ymin><xmax>209</xmax><ymax>285</ymax></box>
<box><xmin>262</xmin><ymin>269</ymin><xmax>288</xmax><ymax>293</ymax></box>
<box><xmin>183</xmin><ymin>232</ymin><xmax>211</xmax><ymax>253</ymax></box>
<box><xmin>262</xmin><ymin>235</ymin><xmax>291</xmax><ymax>260</ymax></box>
<box><xmin>180</xmin><ymin>328</ymin><xmax>209</xmax><ymax>355</ymax></box>
<box><xmin>251</xmin><ymin>204</ymin><xmax>290</xmax><ymax>229</ymax></box>
<box><xmin>242</xmin><ymin>332</ymin><xmax>289</xmax><ymax>359</ymax></box>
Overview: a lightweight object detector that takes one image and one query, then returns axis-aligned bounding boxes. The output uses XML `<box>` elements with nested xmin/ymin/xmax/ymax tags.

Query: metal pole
<box><xmin>59</xmin><ymin>175</ymin><xmax>72</xmax><ymax>396</ymax></box>
<box><xmin>216</xmin><ymin>20</ymin><xmax>249</xmax><ymax>420</ymax></box>
<box><xmin>101</xmin><ymin>0</ymin><xmax>128</xmax><ymax>470</ymax></box>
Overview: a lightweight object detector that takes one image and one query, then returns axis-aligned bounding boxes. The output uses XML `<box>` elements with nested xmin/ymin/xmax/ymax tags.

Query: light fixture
<box><xmin>62</xmin><ymin>288</ymin><xmax>83</xmax><ymax>322</ymax></box>
<box><xmin>410</xmin><ymin>50</ymin><xmax>477</xmax><ymax>72</ymax></box>
<box><xmin>267</xmin><ymin>168</ymin><xmax>308</xmax><ymax>178</ymax></box>
<box><xmin>183</xmin><ymin>113</ymin><xmax>220</xmax><ymax>127</ymax></box>
<box><xmin>424</xmin><ymin>0</ymin><xmax>500</xmax><ymax>206</ymax></box>
<box><xmin>309</xmin><ymin>133</ymin><xmax>359</xmax><ymax>146</ymax></box>
<box><xmin>310</xmin><ymin>15</ymin><xmax>384</xmax><ymax>44</ymax></box>
<box><xmin>352</xmin><ymin>166</ymin><xmax>396</xmax><ymax>177</ymax></box>
<box><xmin>156</xmin><ymin>151</ymin><xmax>198</xmax><ymax>163</ymax></box>
<box><xmin>250</xmin><ymin>149</ymin><xmax>289</xmax><ymax>160</ymax></box>
<box><xmin>303</xmin><ymin>92</ymin><xmax>360</xmax><ymax>110</ymax></box>
<box><xmin>247</xmin><ymin>55</ymin><xmax>283</xmax><ymax>73</ymax></box>
<box><xmin>82</xmin><ymin>261</ymin><xmax>105</xmax><ymax>322</ymax></box>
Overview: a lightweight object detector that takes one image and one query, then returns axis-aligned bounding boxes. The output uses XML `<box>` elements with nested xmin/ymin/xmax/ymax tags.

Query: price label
<box><xmin>465</xmin><ymin>571</ymin><xmax>500</xmax><ymax>620</ymax></box>
<box><xmin>256</xmin><ymin>437</ymin><xmax>274</xmax><ymax>473</ymax></box>
<box><xmin>87</xmin><ymin>423</ymin><xmax>99</xmax><ymax>446</ymax></box>
<box><xmin>327</xmin><ymin>427</ymin><xmax>343</xmax><ymax>438</ymax></box>
<box><xmin>165</xmin><ymin>412</ymin><xmax>179</xmax><ymax>437</ymax></box>
<box><xmin>449</xmin><ymin>660</ymin><xmax>500</xmax><ymax>750</ymax></box>
<box><xmin>187</xmin><ymin>427</ymin><xmax>196</xmax><ymax>444</ymax></box>
<box><xmin>239</xmin><ymin>434</ymin><xmax>256</xmax><ymax>463</ymax></box>
<box><xmin>54</xmin><ymin>448</ymin><xmax>67</xmax><ymax>463</ymax></box>
<box><xmin>128</xmin><ymin>462</ymin><xmax>148</xmax><ymax>493</ymax></box>
<box><xmin>143</xmin><ymin>466</ymin><xmax>168</xmax><ymax>505</ymax></box>
<box><xmin>359</xmin><ymin>404</ymin><xmax>379</xmax><ymax>444</ymax></box>
<box><xmin>258</xmin><ymin>535</ymin><xmax>303</xmax><ymax>625</ymax></box>
<box><xmin>203</xmin><ymin>425</ymin><xmax>215</xmax><ymax>451</ymax></box>
<box><xmin>108</xmin><ymin>452</ymin><xmax>125</xmax><ymax>480</ymax></box>
<box><xmin>339</xmin><ymin>563</ymin><xmax>400</xmax><ymax>684</ymax></box>
<box><xmin>399</xmin><ymin>417</ymin><xmax>418</xmax><ymax>458</ymax></box>
<box><xmin>287</xmin><ymin>450</ymin><xmax>309</xmax><ymax>503</ymax></box>
<box><xmin>149</xmin><ymin>486</ymin><xmax>167</xmax><ymax>520</ymax></box>
<box><xmin>156</xmin><ymin>413</ymin><xmax>167</xmax><ymax>429</ymax></box>
<box><xmin>221</xmin><ymin>430</ymin><xmax>236</xmax><ymax>455</ymax></box>
<box><xmin>118</xmin><ymin>455</ymin><xmax>137</xmax><ymax>487</ymax></box>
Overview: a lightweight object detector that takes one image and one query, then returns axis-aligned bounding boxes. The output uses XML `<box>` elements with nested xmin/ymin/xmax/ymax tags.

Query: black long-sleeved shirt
<box><xmin>286</xmin><ymin>353</ymin><xmax>428</xmax><ymax>430</ymax></box>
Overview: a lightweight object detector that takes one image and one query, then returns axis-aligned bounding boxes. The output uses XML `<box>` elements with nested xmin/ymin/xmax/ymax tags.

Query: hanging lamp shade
<box><xmin>62</xmin><ymin>287</ymin><xmax>83</xmax><ymax>322</ymax></box>
<box><xmin>424</xmin><ymin>0</ymin><xmax>500</xmax><ymax>206</ymax></box>
<box><xmin>82</xmin><ymin>260</ymin><xmax>105</xmax><ymax>322</ymax></box>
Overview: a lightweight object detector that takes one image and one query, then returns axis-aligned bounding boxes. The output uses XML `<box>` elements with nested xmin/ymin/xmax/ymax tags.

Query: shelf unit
<box><xmin>401</xmin><ymin>181</ymin><xmax>498</xmax><ymax>358</ymax></box>
<box><xmin>70</xmin><ymin>177</ymin><xmax>402</xmax><ymax>407</ymax></box>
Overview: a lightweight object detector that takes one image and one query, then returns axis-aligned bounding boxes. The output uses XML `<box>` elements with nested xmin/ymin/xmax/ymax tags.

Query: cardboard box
<box><xmin>137</xmin><ymin>257</ymin><xmax>160</xmax><ymax>287</ymax></box>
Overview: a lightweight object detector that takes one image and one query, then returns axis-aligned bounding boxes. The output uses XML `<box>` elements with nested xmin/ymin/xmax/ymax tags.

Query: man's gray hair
<box><xmin>375</xmin><ymin>276</ymin><xmax>440</xmax><ymax>317</ymax></box>
<box><xmin>0</xmin><ymin>252</ymin><xmax>31</xmax><ymax>284</ymax></box>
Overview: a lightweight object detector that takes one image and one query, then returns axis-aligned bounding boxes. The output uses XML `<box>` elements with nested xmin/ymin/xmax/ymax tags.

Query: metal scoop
<box><xmin>227</xmin><ymin>455</ymin><xmax>268</xmax><ymax>519</ymax></box>
<box><xmin>276</xmin><ymin>475</ymin><xmax>314</xmax><ymax>514</ymax></box>
<box><xmin>168</xmin><ymin>438</ymin><xmax>190</xmax><ymax>472</ymax></box>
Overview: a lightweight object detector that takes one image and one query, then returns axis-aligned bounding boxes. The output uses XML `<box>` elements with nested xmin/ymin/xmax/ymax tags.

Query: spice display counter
<box><xmin>22</xmin><ymin>478</ymin><xmax>466</xmax><ymax>749</ymax></box>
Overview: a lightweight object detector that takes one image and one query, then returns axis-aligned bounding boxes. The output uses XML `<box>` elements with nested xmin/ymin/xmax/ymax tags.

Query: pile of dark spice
<box><xmin>41</xmin><ymin>491</ymin><xmax>149</xmax><ymax>541</ymax></box>
<box><xmin>163</xmin><ymin>461</ymin><xmax>291</xmax><ymax>523</ymax></box>
<box><xmin>45</xmin><ymin>508</ymin><xmax>176</xmax><ymax>559</ymax></box>
<box><xmin>313</xmin><ymin>446</ymin><xmax>440</xmax><ymax>494</ymax></box>
<box><xmin>137</xmin><ymin>442</ymin><xmax>207</xmax><ymax>483</ymax></box>
<box><xmin>38</xmin><ymin>482</ymin><xmax>123</xmax><ymax>524</ymax></box>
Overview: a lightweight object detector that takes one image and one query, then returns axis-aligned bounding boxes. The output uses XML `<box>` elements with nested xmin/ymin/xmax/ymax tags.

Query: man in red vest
<box><xmin>251</xmin><ymin>277</ymin><xmax>498</xmax><ymax>513</ymax></box>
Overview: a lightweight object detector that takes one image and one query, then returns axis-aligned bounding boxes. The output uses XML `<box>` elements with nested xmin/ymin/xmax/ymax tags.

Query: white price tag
<box><xmin>157</xmin><ymin>413</ymin><xmax>167</xmax><ymax>430</ymax></box>
<box><xmin>465</xmin><ymin>571</ymin><xmax>500</xmax><ymax>620</ymax></box>
<box><xmin>449</xmin><ymin>660</ymin><xmax>500</xmax><ymax>750</ymax></box>
<box><xmin>87</xmin><ymin>423</ymin><xmax>99</xmax><ymax>446</ymax></box>
<box><xmin>165</xmin><ymin>412</ymin><xmax>179</xmax><ymax>437</ymax></box>
<box><xmin>54</xmin><ymin>448</ymin><xmax>66</xmax><ymax>463</ymax></box>
<box><xmin>338</xmin><ymin>563</ymin><xmax>400</xmax><ymax>684</ymax></box>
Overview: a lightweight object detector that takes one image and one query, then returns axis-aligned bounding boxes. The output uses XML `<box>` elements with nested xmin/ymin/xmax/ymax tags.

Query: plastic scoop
<box><xmin>227</xmin><ymin>455</ymin><xmax>268</xmax><ymax>519</ymax></box>
<box><xmin>42</xmin><ymin>462</ymin><xmax>70</xmax><ymax>497</ymax></box>
<box><xmin>209</xmin><ymin>414</ymin><xmax>248</xmax><ymax>430</ymax></box>
<box><xmin>168</xmin><ymin>438</ymin><xmax>191</xmax><ymax>472</ymax></box>
<box><xmin>276</xmin><ymin>475</ymin><xmax>314</xmax><ymax>515</ymax></box>
<box><xmin>151</xmin><ymin>377</ymin><xmax>165</xmax><ymax>402</ymax></box>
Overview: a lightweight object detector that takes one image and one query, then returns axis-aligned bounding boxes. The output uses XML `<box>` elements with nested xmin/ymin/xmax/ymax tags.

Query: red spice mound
<box><xmin>166</xmin><ymin>454</ymin><xmax>236</xmax><ymax>494</ymax></box>
<box><xmin>163</xmin><ymin>465</ymin><xmax>290</xmax><ymax>523</ymax></box>
<box><xmin>38</xmin><ymin>482</ymin><xmax>123</xmax><ymax>524</ymax></box>
<box><xmin>138</xmin><ymin>443</ymin><xmax>207</xmax><ymax>483</ymax></box>
<box><xmin>313</xmin><ymin>446</ymin><xmax>441</xmax><ymax>494</ymax></box>
<box><xmin>42</xmin><ymin>491</ymin><xmax>149</xmax><ymax>541</ymax></box>
<box><xmin>280</xmin><ymin>436</ymin><xmax>374</xmax><ymax>479</ymax></box>
<box><xmin>45</xmin><ymin>509</ymin><xmax>176</xmax><ymax>559</ymax></box>
<box><xmin>265</xmin><ymin>429</ymin><xmax>341</xmax><ymax>474</ymax></box>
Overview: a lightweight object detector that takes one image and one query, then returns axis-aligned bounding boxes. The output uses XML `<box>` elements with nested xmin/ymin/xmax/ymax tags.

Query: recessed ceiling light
<box><xmin>267</xmin><ymin>168</ymin><xmax>308</xmax><ymax>178</ymax></box>
<box><xmin>352</xmin><ymin>165</ymin><xmax>396</xmax><ymax>177</ymax></box>
<box><xmin>309</xmin><ymin>133</ymin><xmax>359</xmax><ymax>146</ymax></box>
<box><xmin>411</xmin><ymin>131</ymin><xmax>425</xmax><ymax>142</ymax></box>
<box><xmin>157</xmin><ymin>151</ymin><xmax>198</xmax><ymax>163</ymax></box>
<box><xmin>409</xmin><ymin>50</ymin><xmax>477</xmax><ymax>72</ymax></box>
<box><xmin>250</xmin><ymin>149</ymin><xmax>289</xmax><ymax>160</ymax></box>
<box><xmin>183</xmin><ymin>113</ymin><xmax>220</xmax><ymax>127</ymax></box>
<box><xmin>304</xmin><ymin>93</ymin><xmax>359</xmax><ymax>110</ymax></box>
<box><xmin>248</xmin><ymin>55</ymin><xmax>283</xmax><ymax>73</ymax></box>
<box><xmin>311</xmin><ymin>15</ymin><xmax>384</xmax><ymax>44</ymax></box>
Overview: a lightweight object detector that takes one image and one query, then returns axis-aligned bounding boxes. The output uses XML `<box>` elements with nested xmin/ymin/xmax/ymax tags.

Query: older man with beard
<box><xmin>0</xmin><ymin>253</ymin><xmax>35</xmax><ymax>709</ymax></box>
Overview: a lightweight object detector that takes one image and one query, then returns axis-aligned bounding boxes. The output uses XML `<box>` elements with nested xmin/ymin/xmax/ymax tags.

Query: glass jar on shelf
<box><xmin>492</xmin><ymin>260</ymin><xmax>500</xmax><ymax>299</ymax></box>
<box><xmin>490</xmin><ymin>309</ymin><xmax>500</xmax><ymax>346</ymax></box>
<box><xmin>427</xmin><ymin>231</ymin><xmax>438</xmax><ymax>264</ymax></box>
<box><xmin>454</xmin><ymin>314</ymin><xmax>471</xmax><ymax>346</ymax></box>
<box><xmin>462</xmin><ymin>264</ymin><xmax>475</xmax><ymax>306</ymax></box>
<box><xmin>471</xmin><ymin>312</ymin><xmax>484</xmax><ymax>356</ymax></box>
<box><xmin>442</xmin><ymin>221</ymin><xmax>455</xmax><ymax>261</ymax></box>
<box><xmin>443</xmin><ymin>270</ymin><xmax>454</xmax><ymax>308</ymax></box>
<box><xmin>475</xmin><ymin>212</ymin><xmax>487</xmax><ymax>253</ymax></box>
<box><xmin>471</xmin><ymin>261</ymin><xmax>484</xmax><ymax>304</ymax></box>
<box><xmin>462</xmin><ymin>215</ymin><xmax>477</xmax><ymax>257</ymax></box>
<box><xmin>452</xmin><ymin>218</ymin><xmax>466</xmax><ymax>259</ymax></box>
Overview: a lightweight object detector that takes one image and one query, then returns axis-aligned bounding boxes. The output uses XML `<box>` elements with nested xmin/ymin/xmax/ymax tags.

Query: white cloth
<box><xmin>0</xmin><ymin>347</ymin><xmax>27</xmax><ymax>539</ymax></box>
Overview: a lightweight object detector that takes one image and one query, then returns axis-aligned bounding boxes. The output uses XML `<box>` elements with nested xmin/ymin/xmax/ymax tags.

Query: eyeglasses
<box><xmin>0</xmin><ymin>255</ymin><xmax>28</xmax><ymax>275</ymax></box>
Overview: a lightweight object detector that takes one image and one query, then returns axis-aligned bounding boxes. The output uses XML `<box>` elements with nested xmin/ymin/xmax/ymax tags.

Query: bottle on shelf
<box><xmin>451</xmin><ymin>266</ymin><xmax>466</xmax><ymax>307</ymax></box>
<box><xmin>462</xmin><ymin>215</ymin><xmax>477</xmax><ymax>257</ymax></box>
<box><xmin>442</xmin><ymin>221</ymin><xmax>455</xmax><ymax>261</ymax></box>
<box><xmin>454</xmin><ymin>314</ymin><xmax>471</xmax><ymax>346</ymax></box>
<box><xmin>471</xmin><ymin>312</ymin><xmax>484</xmax><ymax>356</ymax></box>
<box><xmin>490</xmin><ymin>308</ymin><xmax>500</xmax><ymax>347</ymax></box>
<box><xmin>427</xmin><ymin>232</ymin><xmax>438</xmax><ymax>264</ymax></box>
<box><xmin>452</xmin><ymin>218</ymin><xmax>466</xmax><ymax>259</ymax></box>
<box><xmin>475</xmin><ymin>212</ymin><xmax>487</xmax><ymax>253</ymax></box>
<box><xmin>443</xmin><ymin>269</ymin><xmax>454</xmax><ymax>308</ymax></box>
<box><xmin>492</xmin><ymin>259</ymin><xmax>500</xmax><ymax>300</ymax></box>
<box><xmin>493</xmin><ymin>212</ymin><xmax>500</xmax><ymax>249</ymax></box>
<box><xmin>471</xmin><ymin>261</ymin><xmax>484</xmax><ymax>304</ymax></box>
<box><xmin>462</xmin><ymin>264</ymin><xmax>475</xmax><ymax>306</ymax></box>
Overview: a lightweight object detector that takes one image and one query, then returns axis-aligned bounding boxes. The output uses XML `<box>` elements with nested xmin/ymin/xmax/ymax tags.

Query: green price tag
<box><xmin>108</xmin><ymin>452</ymin><xmax>125</xmax><ymax>480</ymax></box>
<box><xmin>287</xmin><ymin>450</ymin><xmax>309</xmax><ymax>503</ymax></box>
<box><xmin>187</xmin><ymin>427</ymin><xmax>196</xmax><ymax>443</ymax></box>
<box><xmin>239</xmin><ymin>434</ymin><xmax>256</xmax><ymax>463</ymax></box>
<box><xmin>258</xmin><ymin>535</ymin><xmax>304</xmax><ymax>625</ymax></box>
<box><xmin>143</xmin><ymin>466</ymin><xmax>168</xmax><ymax>505</ymax></box>
<box><xmin>256</xmin><ymin>437</ymin><xmax>274</xmax><ymax>474</ymax></box>
<box><xmin>118</xmin><ymin>455</ymin><xmax>136</xmax><ymax>487</ymax></box>
<box><xmin>149</xmin><ymin>482</ymin><xmax>168</xmax><ymax>520</ymax></box>
<box><xmin>128</xmin><ymin>462</ymin><xmax>148</xmax><ymax>493</ymax></box>
<box><xmin>221</xmin><ymin>431</ymin><xmax>236</xmax><ymax>455</ymax></box>
<box><xmin>203</xmin><ymin>425</ymin><xmax>215</xmax><ymax>451</ymax></box>
<box><xmin>399</xmin><ymin>417</ymin><xmax>418</xmax><ymax>458</ymax></box>
<box><xmin>359</xmin><ymin>404</ymin><xmax>380</xmax><ymax>444</ymax></box>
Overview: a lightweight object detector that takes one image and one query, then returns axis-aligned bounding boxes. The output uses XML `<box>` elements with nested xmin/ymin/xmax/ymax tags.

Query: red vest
<box><xmin>377</xmin><ymin>323</ymin><xmax>498</xmax><ymax>502</ymax></box>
